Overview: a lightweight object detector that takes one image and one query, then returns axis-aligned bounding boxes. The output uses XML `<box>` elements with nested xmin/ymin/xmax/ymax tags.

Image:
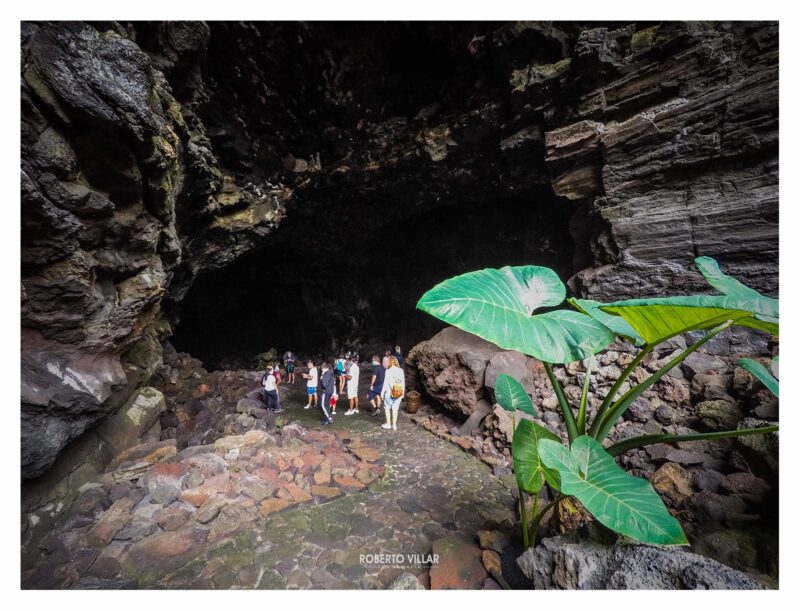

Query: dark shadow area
<box><xmin>171</xmin><ymin>187</ymin><xmax>577</xmax><ymax>368</ymax></box>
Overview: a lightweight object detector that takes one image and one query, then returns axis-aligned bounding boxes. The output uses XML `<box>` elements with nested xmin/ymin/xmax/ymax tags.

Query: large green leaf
<box><xmin>494</xmin><ymin>374</ymin><xmax>536</xmax><ymax>416</ymax></box>
<box><xmin>569</xmin><ymin>298</ymin><xmax>645</xmax><ymax>346</ymax></box>
<box><xmin>417</xmin><ymin>266</ymin><xmax>615</xmax><ymax>363</ymax></box>
<box><xmin>739</xmin><ymin>357</ymin><xmax>779</xmax><ymax>398</ymax></box>
<box><xmin>512</xmin><ymin>419</ymin><xmax>561</xmax><ymax>494</ymax></box>
<box><xmin>539</xmin><ymin>436</ymin><xmax>688</xmax><ymax>545</ymax></box>
<box><xmin>599</xmin><ymin>301</ymin><xmax>752</xmax><ymax>345</ymax></box>
<box><xmin>695</xmin><ymin>256</ymin><xmax>779</xmax><ymax>324</ymax></box>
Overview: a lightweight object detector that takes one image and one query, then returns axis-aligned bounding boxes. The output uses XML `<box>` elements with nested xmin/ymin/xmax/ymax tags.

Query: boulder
<box><xmin>485</xmin><ymin>351</ymin><xmax>537</xmax><ymax>395</ymax></box>
<box><xmin>409</xmin><ymin>327</ymin><xmax>501</xmax><ymax>416</ymax></box>
<box><xmin>517</xmin><ymin>535</ymin><xmax>768</xmax><ymax>589</ymax></box>
<box><xmin>696</xmin><ymin>400</ymin><xmax>745</xmax><ymax>431</ymax></box>
<box><xmin>430</xmin><ymin>534</ymin><xmax>488</xmax><ymax>589</ymax></box>
<box><xmin>95</xmin><ymin>388</ymin><xmax>167</xmax><ymax>461</ymax></box>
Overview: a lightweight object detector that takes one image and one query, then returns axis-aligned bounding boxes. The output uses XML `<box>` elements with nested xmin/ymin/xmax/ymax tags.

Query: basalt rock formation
<box><xmin>21</xmin><ymin>21</ymin><xmax>778</xmax><ymax>478</ymax></box>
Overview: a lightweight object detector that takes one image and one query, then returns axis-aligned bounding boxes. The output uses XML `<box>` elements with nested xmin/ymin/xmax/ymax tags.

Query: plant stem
<box><xmin>606</xmin><ymin>425</ymin><xmax>779</xmax><ymax>456</ymax></box>
<box><xmin>520</xmin><ymin>492</ymin><xmax>530</xmax><ymax>549</ymax></box>
<box><xmin>512</xmin><ymin>412</ymin><xmax>530</xmax><ymax>548</ymax></box>
<box><xmin>576</xmin><ymin>356</ymin><xmax>594</xmax><ymax>435</ymax></box>
<box><xmin>530</xmin><ymin>493</ymin><xmax>540</xmax><ymax>548</ymax></box>
<box><xmin>529</xmin><ymin>494</ymin><xmax>563</xmax><ymax>545</ymax></box>
<box><xmin>588</xmin><ymin>346</ymin><xmax>651</xmax><ymax>438</ymax></box>
<box><xmin>544</xmin><ymin>362</ymin><xmax>578</xmax><ymax>443</ymax></box>
<box><xmin>594</xmin><ymin>320</ymin><xmax>734</xmax><ymax>441</ymax></box>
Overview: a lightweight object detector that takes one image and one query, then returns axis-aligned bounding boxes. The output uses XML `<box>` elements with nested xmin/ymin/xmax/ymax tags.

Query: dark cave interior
<box><xmin>171</xmin><ymin>187</ymin><xmax>577</xmax><ymax>368</ymax></box>
<box><xmin>164</xmin><ymin>21</ymin><xmax>592</xmax><ymax>368</ymax></box>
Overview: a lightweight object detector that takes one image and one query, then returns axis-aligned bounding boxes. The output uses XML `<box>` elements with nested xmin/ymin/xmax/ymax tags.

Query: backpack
<box><xmin>391</xmin><ymin>377</ymin><xmax>403</xmax><ymax>398</ymax></box>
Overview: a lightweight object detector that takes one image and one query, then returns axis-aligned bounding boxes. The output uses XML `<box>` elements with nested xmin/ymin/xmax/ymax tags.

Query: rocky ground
<box><xmin>22</xmin><ymin>355</ymin><xmax>520</xmax><ymax>590</ymax></box>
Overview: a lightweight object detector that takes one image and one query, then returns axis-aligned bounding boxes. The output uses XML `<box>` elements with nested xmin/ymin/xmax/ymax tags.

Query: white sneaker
<box><xmin>344</xmin><ymin>409</ymin><xmax>354</xmax><ymax>416</ymax></box>
<box><xmin>303</xmin><ymin>404</ymin><xmax>310</xmax><ymax>410</ymax></box>
<box><xmin>381</xmin><ymin>423</ymin><xmax>392</xmax><ymax>430</ymax></box>
<box><xmin>392</xmin><ymin>424</ymin><xmax>397</xmax><ymax>430</ymax></box>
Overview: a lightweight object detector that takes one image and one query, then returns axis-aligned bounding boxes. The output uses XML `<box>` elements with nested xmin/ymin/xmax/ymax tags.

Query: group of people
<box><xmin>261</xmin><ymin>347</ymin><xmax>406</xmax><ymax>430</ymax></box>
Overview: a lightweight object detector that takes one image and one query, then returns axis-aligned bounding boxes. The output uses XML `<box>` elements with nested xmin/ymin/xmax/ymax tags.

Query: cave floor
<box><xmin>237</xmin><ymin>388</ymin><xmax>517</xmax><ymax>589</ymax></box>
<box><xmin>26</xmin><ymin>373</ymin><xmax>521</xmax><ymax>590</ymax></box>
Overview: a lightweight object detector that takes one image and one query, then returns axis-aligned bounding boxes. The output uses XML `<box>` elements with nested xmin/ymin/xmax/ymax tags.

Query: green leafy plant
<box><xmin>739</xmin><ymin>355</ymin><xmax>779</xmax><ymax>398</ymax></box>
<box><xmin>417</xmin><ymin>258</ymin><xmax>779</xmax><ymax>548</ymax></box>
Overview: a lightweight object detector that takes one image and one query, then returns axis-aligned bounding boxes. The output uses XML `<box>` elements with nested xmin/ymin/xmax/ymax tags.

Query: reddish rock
<box><xmin>126</xmin><ymin>527</ymin><xmax>208</xmax><ymax>577</ymax></box>
<box><xmin>455</xmin><ymin>437</ymin><xmax>473</xmax><ymax>451</ymax></box>
<box><xmin>254</xmin><ymin>466</ymin><xmax>280</xmax><ymax>483</ymax></box>
<box><xmin>310</xmin><ymin>485</ymin><xmax>342</xmax><ymax>500</ymax></box>
<box><xmin>259</xmin><ymin>498</ymin><xmax>295</xmax><ymax>517</ymax></box>
<box><xmin>144</xmin><ymin>462</ymin><xmax>187</xmax><ymax>491</ymax></box>
<box><xmin>333</xmin><ymin>475</ymin><xmax>366</xmax><ymax>490</ymax></box>
<box><xmin>430</xmin><ymin>535</ymin><xmax>488</xmax><ymax>589</ymax></box>
<box><xmin>179</xmin><ymin>487</ymin><xmax>210</xmax><ymax>507</ymax></box>
<box><xmin>284</xmin><ymin>483</ymin><xmax>313</xmax><ymax>503</ymax></box>
<box><xmin>314</xmin><ymin>459</ymin><xmax>331</xmax><ymax>485</ymax></box>
<box><xmin>355</xmin><ymin>468</ymin><xmax>376</xmax><ymax>485</ymax></box>
<box><xmin>350</xmin><ymin>446</ymin><xmax>381</xmax><ymax>462</ymax></box>
<box><xmin>86</xmin><ymin>498</ymin><xmax>134</xmax><ymax>547</ymax></box>
<box><xmin>153</xmin><ymin>502</ymin><xmax>193</xmax><ymax>531</ymax></box>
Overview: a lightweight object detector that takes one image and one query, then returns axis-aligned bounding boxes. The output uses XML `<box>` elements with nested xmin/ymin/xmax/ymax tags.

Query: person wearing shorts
<box><xmin>368</xmin><ymin>355</ymin><xmax>385</xmax><ymax>416</ymax></box>
<box><xmin>302</xmin><ymin>361</ymin><xmax>318</xmax><ymax>410</ymax></box>
<box><xmin>344</xmin><ymin>357</ymin><xmax>360</xmax><ymax>415</ymax></box>
<box><xmin>381</xmin><ymin>356</ymin><xmax>405</xmax><ymax>430</ymax></box>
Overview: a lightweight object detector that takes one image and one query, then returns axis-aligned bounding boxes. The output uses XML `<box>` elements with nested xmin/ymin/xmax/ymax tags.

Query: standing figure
<box><xmin>335</xmin><ymin>354</ymin><xmax>346</xmax><ymax>394</ymax></box>
<box><xmin>344</xmin><ymin>356</ymin><xmax>360</xmax><ymax>415</ymax></box>
<box><xmin>381</xmin><ymin>356</ymin><xmax>405</xmax><ymax>430</ymax></box>
<box><xmin>318</xmin><ymin>362</ymin><xmax>335</xmax><ymax>425</ymax></box>
<box><xmin>263</xmin><ymin>366</ymin><xmax>283</xmax><ymax>414</ymax></box>
<box><xmin>368</xmin><ymin>355</ymin><xmax>385</xmax><ymax>416</ymax></box>
<box><xmin>302</xmin><ymin>360</ymin><xmax>318</xmax><ymax>410</ymax></box>
<box><xmin>392</xmin><ymin>345</ymin><xmax>404</xmax><ymax>368</ymax></box>
<box><xmin>284</xmin><ymin>350</ymin><xmax>296</xmax><ymax>384</ymax></box>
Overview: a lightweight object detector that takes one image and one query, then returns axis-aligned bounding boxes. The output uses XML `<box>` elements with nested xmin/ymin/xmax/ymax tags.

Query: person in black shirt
<box><xmin>392</xmin><ymin>345</ymin><xmax>404</xmax><ymax>368</ymax></box>
<box><xmin>368</xmin><ymin>355</ymin><xmax>386</xmax><ymax>416</ymax></box>
<box><xmin>318</xmin><ymin>362</ymin><xmax>335</xmax><ymax>425</ymax></box>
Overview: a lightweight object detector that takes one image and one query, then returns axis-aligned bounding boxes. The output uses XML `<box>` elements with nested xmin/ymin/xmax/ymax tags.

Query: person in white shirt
<box><xmin>301</xmin><ymin>361</ymin><xmax>318</xmax><ymax>410</ymax></box>
<box><xmin>344</xmin><ymin>357</ymin><xmax>360</xmax><ymax>415</ymax></box>
<box><xmin>262</xmin><ymin>366</ymin><xmax>282</xmax><ymax>413</ymax></box>
<box><xmin>381</xmin><ymin>356</ymin><xmax>405</xmax><ymax>430</ymax></box>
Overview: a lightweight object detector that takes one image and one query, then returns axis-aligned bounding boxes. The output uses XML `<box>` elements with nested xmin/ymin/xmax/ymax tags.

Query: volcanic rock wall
<box><xmin>21</xmin><ymin>21</ymin><xmax>778</xmax><ymax>478</ymax></box>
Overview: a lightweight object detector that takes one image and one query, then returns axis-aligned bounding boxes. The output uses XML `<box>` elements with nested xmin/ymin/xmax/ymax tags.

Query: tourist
<box><xmin>262</xmin><ymin>366</ymin><xmax>283</xmax><ymax>414</ymax></box>
<box><xmin>381</xmin><ymin>356</ymin><xmax>405</xmax><ymax>430</ymax></box>
<box><xmin>344</xmin><ymin>355</ymin><xmax>360</xmax><ymax>415</ymax></box>
<box><xmin>392</xmin><ymin>345</ymin><xmax>404</xmax><ymax>368</ymax></box>
<box><xmin>368</xmin><ymin>355</ymin><xmax>385</xmax><ymax>416</ymax></box>
<box><xmin>272</xmin><ymin>361</ymin><xmax>283</xmax><ymax>412</ymax></box>
<box><xmin>318</xmin><ymin>362</ymin><xmax>334</xmax><ymax>425</ymax></box>
<box><xmin>301</xmin><ymin>360</ymin><xmax>318</xmax><ymax>410</ymax></box>
<box><xmin>335</xmin><ymin>353</ymin><xmax>346</xmax><ymax>394</ymax></box>
<box><xmin>284</xmin><ymin>350</ymin><xmax>296</xmax><ymax>384</ymax></box>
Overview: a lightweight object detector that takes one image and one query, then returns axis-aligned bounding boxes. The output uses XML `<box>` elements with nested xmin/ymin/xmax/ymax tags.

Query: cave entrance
<box><xmin>170</xmin><ymin>187</ymin><xmax>577</xmax><ymax>370</ymax></box>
